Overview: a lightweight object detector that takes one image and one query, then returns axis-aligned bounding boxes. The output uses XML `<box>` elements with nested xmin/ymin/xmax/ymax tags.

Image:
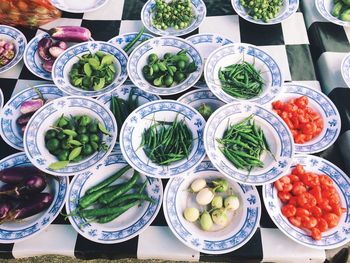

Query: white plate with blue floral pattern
<box><xmin>23</xmin><ymin>96</ymin><xmax>117</xmax><ymax>176</ymax></box>
<box><xmin>204</xmin><ymin>101</ymin><xmax>294</xmax><ymax>185</ymax></box>
<box><xmin>164</xmin><ymin>159</ymin><xmax>261</xmax><ymax>254</ymax></box>
<box><xmin>127</xmin><ymin>36</ymin><xmax>203</xmax><ymax>95</ymax></box>
<box><xmin>108</xmin><ymin>32</ymin><xmax>154</xmax><ymax>55</ymax></box>
<box><xmin>269</xmin><ymin>83</ymin><xmax>341</xmax><ymax>154</ymax></box>
<box><xmin>141</xmin><ymin>0</ymin><xmax>206</xmax><ymax>36</ymax></box>
<box><xmin>0</xmin><ymin>25</ymin><xmax>27</xmax><ymax>74</ymax></box>
<box><xmin>119</xmin><ymin>100</ymin><xmax>206</xmax><ymax>178</ymax></box>
<box><xmin>231</xmin><ymin>0</ymin><xmax>299</xmax><ymax>25</ymax></box>
<box><xmin>263</xmin><ymin>154</ymin><xmax>350</xmax><ymax>249</ymax></box>
<box><xmin>186</xmin><ymin>33</ymin><xmax>233</xmax><ymax>88</ymax></box>
<box><xmin>0</xmin><ymin>152</ymin><xmax>68</xmax><ymax>243</ymax></box>
<box><xmin>204</xmin><ymin>43</ymin><xmax>283</xmax><ymax>105</ymax></box>
<box><xmin>52</xmin><ymin>41</ymin><xmax>128</xmax><ymax>97</ymax></box>
<box><xmin>66</xmin><ymin>148</ymin><xmax>163</xmax><ymax>244</ymax></box>
<box><xmin>0</xmin><ymin>84</ymin><xmax>64</xmax><ymax>151</ymax></box>
<box><xmin>341</xmin><ymin>53</ymin><xmax>350</xmax><ymax>87</ymax></box>
<box><xmin>50</xmin><ymin>0</ymin><xmax>109</xmax><ymax>13</ymax></box>
<box><xmin>316</xmin><ymin>0</ymin><xmax>350</xmax><ymax>27</ymax></box>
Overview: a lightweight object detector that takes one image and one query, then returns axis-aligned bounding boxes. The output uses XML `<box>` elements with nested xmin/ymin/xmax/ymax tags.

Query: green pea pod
<box><xmin>63</xmin><ymin>129</ymin><xmax>77</xmax><ymax>137</ymax></box>
<box><xmin>101</xmin><ymin>54</ymin><xmax>114</xmax><ymax>66</ymax></box>
<box><xmin>68</xmin><ymin>140</ymin><xmax>82</xmax><ymax>146</ymax></box>
<box><xmin>98</xmin><ymin>122</ymin><xmax>111</xmax><ymax>135</ymax></box>
<box><xmin>340</xmin><ymin>8</ymin><xmax>350</xmax><ymax>21</ymax></box>
<box><xmin>48</xmin><ymin>160</ymin><xmax>70</xmax><ymax>170</ymax></box>
<box><xmin>69</xmin><ymin>147</ymin><xmax>82</xmax><ymax>161</ymax></box>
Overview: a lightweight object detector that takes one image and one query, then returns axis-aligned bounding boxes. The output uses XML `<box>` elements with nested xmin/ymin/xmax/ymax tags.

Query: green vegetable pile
<box><xmin>140</xmin><ymin>117</ymin><xmax>193</xmax><ymax>165</ymax></box>
<box><xmin>332</xmin><ymin>0</ymin><xmax>350</xmax><ymax>21</ymax></box>
<box><xmin>151</xmin><ymin>0</ymin><xmax>195</xmax><ymax>30</ymax></box>
<box><xmin>46</xmin><ymin>114</ymin><xmax>110</xmax><ymax>170</ymax></box>
<box><xmin>219</xmin><ymin>61</ymin><xmax>264</xmax><ymax>99</ymax></box>
<box><xmin>142</xmin><ymin>50</ymin><xmax>197</xmax><ymax>87</ymax></box>
<box><xmin>240</xmin><ymin>0</ymin><xmax>283</xmax><ymax>22</ymax></box>
<box><xmin>217</xmin><ymin>115</ymin><xmax>273</xmax><ymax>171</ymax></box>
<box><xmin>66</xmin><ymin>165</ymin><xmax>155</xmax><ymax>224</ymax></box>
<box><xmin>69</xmin><ymin>51</ymin><xmax>116</xmax><ymax>91</ymax></box>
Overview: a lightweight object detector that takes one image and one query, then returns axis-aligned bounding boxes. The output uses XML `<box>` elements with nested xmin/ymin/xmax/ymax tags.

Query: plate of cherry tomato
<box><xmin>263</xmin><ymin>154</ymin><xmax>350</xmax><ymax>249</ymax></box>
<box><xmin>270</xmin><ymin>83</ymin><xmax>341</xmax><ymax>154</ymax></box>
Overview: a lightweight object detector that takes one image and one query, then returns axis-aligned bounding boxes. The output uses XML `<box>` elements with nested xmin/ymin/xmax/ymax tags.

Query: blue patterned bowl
<box><xmin>164</xmin><ymin>159</ymin><xmax>261</xmax><ymax>254</ymax></box>
<box><xmin>204</xmin><ymin>101</ymin><xmax>295</xmax><ymax>185</ymax></box>
<box><xmin>50</xmin><ymin>0</ymin><xmax>109</xmax><ymax>13</ymax></box>
<box><xmin>341</xmin><ymin>53</ymin><xmax>350</xmax><ymax>87</ymax></box>
<box><xmin>108</xmin><ymin>32</ymin><xmax>154</xmax><ymax>54</ymax></box>
<box><xmin>0</xmin><ymin>152</ymin><xmax>68</xmax><ymax>243</ymax></box>
<box><xmin>141</xmin><ymin>0</ymin><xmax>206</xmax><ymax>36</ymax></box>
<box><xmin>204</xmin><ymin>43</ymin><xmax>283</xmax><ymax>105</ymax></box>
<box><xmin>263</xmin><ymin>154</ymin><xmax>350</xmax><ymax>249</ymax></box>
<box><xmin>231</xmin><ymin>0</ymin><xmax>299</xmax><ymax>25</ymax></box>
<box><xmin>66</xmin><ymin>148</ymin><xmax>163</xmax><ymax>244</ymax></box>
<box><xmin>268</xmin><ymin>84</ymin><xmax>341</xmax><ymax>154</ymax></box>
<box><xmin>127</xmin><ymin>37</ymin><xmax>204</xmax><ymax>95</ymax></box>
<box><xmin>0</xmin><ymin>25</ymin><xmax>26</xmax><ymax>74</ymax></box>
<box><xmin>52</xmin><ymin>41</ymin><xmax>128</xmax><ymax>97</ymax></box>
<box><xmin>316</xmin><ymin>0</ymin><xmax>350</xmax><ymax>27</ymax></box>
<box><xmin>119</xmin><ymin>100</ymin><xmax>206</xmax><ymax>178</ymax></box>
<box><xmin>0</xmin><ymin>84</ymin><xmax>64</xmax><ymax>151</ymax></box>
<box><xmin>23</xmin><ymin>96</ymin><xmax>117</xmax><ymax>176</ymax></box>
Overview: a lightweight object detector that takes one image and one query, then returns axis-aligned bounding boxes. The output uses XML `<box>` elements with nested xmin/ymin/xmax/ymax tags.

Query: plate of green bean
<box><xmin>66</xmin><ymin>148</ymin><xmax>163</xmax><ymax>244</ymax></box>
<box><xmin>204</xmin><ymin>101</ymin><xmax>294</xmax><ymax>185</ymax></box>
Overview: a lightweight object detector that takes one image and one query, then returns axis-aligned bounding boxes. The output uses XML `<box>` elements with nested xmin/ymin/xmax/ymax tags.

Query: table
<box><xmin>0</xmin><ymin>0</ymin><xmax>344</xmax><ymax>261</ymax></box>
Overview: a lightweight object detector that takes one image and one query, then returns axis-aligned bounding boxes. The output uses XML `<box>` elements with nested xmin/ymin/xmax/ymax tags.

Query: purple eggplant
<box><xmin>0</xmin><ymin>166</ymin><xmax>42</xmax><ymax>184</ymax></box>
<box><xmin>0</xmin><ymin>47</ymin><xmax>4</xmax><ymax>55</ymax></box>
<box><xmin>49</xmin><ymin>46</ymin><xmax>64</xmax><ymax>58</ymax></box>
<box><xmin>16</xmin><ymin>112</ymin><xmax>34</xmax><ymax>126</ymax></box>
<box><xmin>0</xmin><ymin>40</ymin><xmax>5</xmax><ymax>47</ymax></box>
<box><xmin>0</xmin><ymin>201</ymin><xmax>12</xmax><ymax>220</ymax></box>
<box><xmin>0</xmin><ymin>174</ymin><xmax>47</xmax><ymax>198</ymax></box>
<box><xmin>42</xmin><ymin>59</ymin><xmax>54</xmax><ymax>72</ymax></box>
<box><xmin>0</xmin><ymin>193</ymin><xmax>53</xmax><ymax>223</ymax></box>
<box><xmin>43</xmin><ymin>26</ymin><xmax>91</xmax><ymax>42</ymax></box>
<box><xmin>4</xmin><ymin>42</ymin><xmax>14</xmax><ymax>51</ymax></box>
<box><xmin>55</xmin><ymin>41</ymin><xmax>68</xmax><ymax>50</ymax></box>
<box><xmin>2</xmin><ymin>50</ymin><xmax>14</xmax><ymax>60</ymax></box>
<box><xmin>19</xmin><ymin>98</ymin><xmax>44</xmax><ymax>115</ymax></box>
<box><xmin>38</xmin><ymin>37</ymin><xmax>53</xmax><ymax>61</ymax></box>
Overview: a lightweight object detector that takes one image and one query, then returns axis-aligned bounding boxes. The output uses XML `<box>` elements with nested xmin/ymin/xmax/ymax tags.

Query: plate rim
<box><xmin>50</xmin><ymin>0</ymin><xmax>110</xmax><ymax>13</ymax></box>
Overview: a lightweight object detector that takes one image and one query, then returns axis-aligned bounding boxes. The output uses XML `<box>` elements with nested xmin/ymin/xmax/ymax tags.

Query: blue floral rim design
<box><xmin>341</xmin><ymin>53</ymin><xmax>350</xmax><ymax>88</ymax></box>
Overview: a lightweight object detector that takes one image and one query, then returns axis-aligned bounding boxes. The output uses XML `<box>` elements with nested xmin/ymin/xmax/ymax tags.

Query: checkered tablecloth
<box><xmin>0</xmin><ymin>0</ymin><xmax>338</xmax><ymax>261</ymax></box>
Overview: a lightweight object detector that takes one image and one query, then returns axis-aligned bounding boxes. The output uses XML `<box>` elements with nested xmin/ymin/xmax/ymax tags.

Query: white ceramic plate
<box><xmin>204</xmin><ymin>43</ymin><xmax>283</xmax><ymax>105</ymax></box>
<box><xmin>204</xmin><ymin>101</ymin><xmax>294</xmax><ymax>185</ymax></box>
<box><xmin>119</xmin><ymin>100</ymin><xmax>206</xmax><ymax>178</ymax></box>
<box><xmin>50</xmin><ymin>0</ymin><xmax>109</xmax><ymax>13</ymax></box>
<box><xmin>108</xmin><ymin>32</ymin><xmax>154</xmax><ymax>54</ymax></box>
<box><xmin>177</xmin><ymin>88</ymin><xmax>225</xmax><ymax>119</ymax></box>
<box><xmin>141</xmin><ymin>0</ymin><xmax>207</xmax><ymax>36</ymax></box>
<box><xmin>263</xmin><ymin>154</ymin><xmax>350</xmax><ymax>249</ymax></box>
<box><xmin>66</xmin><ymin>148</ymin><xmax>163</xmax><ymax>244</ymax></box>
<box><xmin>341</xmin><ymin>53</ymin><xmax>350</xmax><ymax>87</ymax></box>
<box><xmin>268</xmin><ymin>83</ymin><xmax>341</xmax><ymax>154</ymax></box>
<box><xmin>127</xmin><ymin>37</ymin><xmax>203</xmax><ymax>95</ymax></box>
<box><xmin>0</xmin><ymin>25</ymin><xmax>27</xmax><ymax>74</ymax></box>
<box><xmin>0</xmin><ymin>152</ymin><xmax>68</xmax><ymax>243</ymax></box>
<box><xmin>186</xmin><ymin>33</ymin><xmax>234</xmax><ymax>88</ymax></box>
<box><xmin>52</xmin><ymin>41</ymin><xmax>128</xmax><ymax>97</ymax></box>
<box><xmin>232</xmin><ymin>0</ymin><xmax>299</xmax><ymax>25</ymax></box>
<box><xmin>315</xmin><ymin>0</ymin><xmax>350</xmax><ymax>27</ymax></box>
<box><xmin>164</xmin><ymin>159</ymin><xmax>261</xmax><ymax>254</ymax></box>
<box><xmin>0</xmin><ymin>88</ymin><xmax>3</xmax><ymax>110</ymax></box>
<box><xmin>23</xmin><ymin>96</ymin><xmax>117</xmax><ymax>176</ymax></box>
<box><xmin>0</xmin><ymin>84</ymin><xmax>64</xmax><ymax>151</ymax></box>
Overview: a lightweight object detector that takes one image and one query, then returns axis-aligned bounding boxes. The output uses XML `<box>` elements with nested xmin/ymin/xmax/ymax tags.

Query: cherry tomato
<box><xmin>289</xmin><ymin>216</ymin><xmax>302</xmax><ymax>227</ymax></box>
<box><xmin>274</xmin><ymin>180</ymin><xmax>284</xmax><ymax>192</ymax></box>
<box><xmin>318</xmin><ymin>200</ymin><xmax>333</xmax><ymax>212</ymax></box>
<box><xmin>289</xmin><ymin>174</ymin><xmax>300</xmax><ymax>182</ymax></box>
<box><xmin>295</xmin><ymin>96</ymin><xmax>308</xmax><ymax>109</ymax></box>
<box><xmin>292</xmin><ymin>181</ymin><xmax>307</xmax><ymax>196</ymax></box>
<box><xmin>296</xmin><ymin>207</ymin><xmax>310</xmax><ymax>217</ymax></box>
<box><xmin>278</xmin><ymin>191</ymin><xmax>292</xmax><ymax>203</ymax></box>
<box><xmin>309</xmin><ymin>186</ymin><xmax>322</xmax><ymax>203</ymax></box>
<box><xmin>280</xmin><ymin>176</ymin><xmax>291</xmax><ymax>184</ymax></box>
<box><xmin>310</xmin><ymin>206</ymin><xmax>322</xmax><ymax>218</ymax></box>
<box><xmin>331</xmin><ymin>205</ymin><xmax>345</xmax><ymax>217</ymax></box>
<box><xmin>292</xmin><ymin>164</ymin><xmax>305</xmax><ymax>176</ymax></box>
<box><xmin>288</xmin><ymin>196</ymin><xmax>298</xmax><ymax>206</ymax></box>
<box><xmin>302</xmin><ymin>216</ymin><xmax>318</xmax><ymax>229</ymax></box>
<box><xmin>282</xmin><ymin>204</ymin><xmax>297</xmax><ymax>217</ymax></box>
<box><xmin>323</xmin><ymin>213</ymin><xmax>339</xmax><ymax>228</ymax></box>
<box><xmin>298</xmin><ymin>192</ymin><xmax>317</xmax><ymax>209</ymax></box>
<box><xmin>327</xmin><ymin>193</ymin><xmax>341</xmax><ymax>206</ymax></box>
<box><xmin>282</xmin><ymin>183</ymin><xmax>293</xmax><ymax>193</ymax></box>
<box><xmin>319</xmin><ymin>174</ymin><xmax>333</xmax><ymax>187</ymax></box>
<box><xmin>311</xmin><ymin>228</ymin><xmax>322</xmax><ymax>241</ymax></box>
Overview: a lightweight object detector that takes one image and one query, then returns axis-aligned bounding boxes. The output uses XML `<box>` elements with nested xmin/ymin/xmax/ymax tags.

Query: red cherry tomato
<box><xmin>309</xmin><ymin>186</ymin><xmax>322</xmax><ymax>203</ymax></box>
<box><xmin>298</xmin><ymin>192</ymin><xmax>317</xmax><ymax>209</ymax></box>
<box><xmin>302</xmin><ymin>216</ymin><xmax>318</xmax><ymax>229</ymax></box>
<box><xmin>317</xmin><ymin>218</ymin><xmax>328</xmax><ymax>232</ymax></box>
<box><xmin>311</xmin><ymin>228</ymin><xmax>322</xmax><ymax>241</ymax></box>
<box><xmin>319</xmin><ymin>174</ymin><xmax>334</xmax><ymax>187</ymax></box>
<box><xmin>278</xmin><ymin>191</ymin><xmax>292</xmax><ymax>203</ymax></box>
<box><xmin>323</xmin><ymin>213</ymin><xmax>339</xmax><ymax>228</ymax></box>
<box><xmin>310</xmin><ymin>206</ymin><xmax>322</xmax><ymax>218</ymax></box>
<box><xmin>292</xmin><ymin>181</ymin><xmax>307</xmax><ymax>196</ymax></box>
<box><xmin>296</xmin><ymin>208</ymin><xmax>310</xmax><ymax>217</ymax></box>
<box><xmin>281</xmin><ymin>204</ymin><xmax>297</xmax><ymax>217</ymax></box>
<box><xmin>289</xmin><ymin>216</ymin><xmax>302</xmax><ymax>227</ymax></box>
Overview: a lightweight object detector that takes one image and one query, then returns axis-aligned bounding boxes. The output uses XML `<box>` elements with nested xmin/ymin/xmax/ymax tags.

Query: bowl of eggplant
<box><xmin>0</xmin><ymin>152</ymin><xmax>68</xmax><ymax>243</ymax></box>
<box><xmin>23</xmin><ymin>26</ymin><xmax>92</xmax><ymax>81</ymax></box>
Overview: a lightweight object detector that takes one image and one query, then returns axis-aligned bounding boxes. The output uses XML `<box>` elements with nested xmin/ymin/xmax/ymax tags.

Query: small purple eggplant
<box><xmin>0</xmin><ymin>166</ymin><xmax>42</xmax><ymax>184</ymax></box>
<box><xmin>0</xmin><ymin>174</ymin><xmax>47</xmax><ymax>198</ymax></box>
<box><xmin>0</xmin><ymin>201</ymin><xmax>12</xmax><ymax>220</ymax></box>
<box><xmin>19</xmin><ymin>98</ymin><xmax>44</xmax><ymax>115</ymax></box>
<box><xmin>0</xmin><ymin>47</ymin><xmax>4</xmax><ymax>55</ymax></box>
<box><xmin>44</xmin><ymin>26</ymin><xmax>91</xmax><ymax>42</ymax></box>
<box><xmin>42</xmin><ymin>59</ymin><xmax>54</xmax><ymax>72</ymax></box>
<box><xmin>16</xmin><ymin>112</ymin><xmax>34</xmax><ymax>126</ymax></box>
<box><xmin>0</xmin><ymin>193</ymin><xmax>53</xmax><ymax>223</ymax></box>
<box><xmin>55</xmin><ymin>41</ymin><xmax>68</xmax><ymax>50</ymax></box>
<box><xmin>49</xmin><ymin>46</ymin><xmax>64</xmax><ymax>58</ymax></box>
<box><xmin>0</xmin><ymin>40</ymin><xmax>5</xmax><ymax>47</ymax></box>
<box><xmin>4</xmin><ymin>42</ymin><xmax>14</xmax><ymax>51</ymax></box>
<box><xmin>2</xmin><ymin>50</ymin><xmax>14</xmax><ymax>60</ymax></box>
<box><xmin>38</xmin><ymin>37</ymin><xmax>53</xmax><ymax>61</ymax></box>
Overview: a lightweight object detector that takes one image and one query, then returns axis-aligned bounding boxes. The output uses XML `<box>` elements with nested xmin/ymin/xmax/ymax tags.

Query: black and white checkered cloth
<box><xmin>0</xmin><ymin>0</ymin><xmax>336</xmax><ymax>261</ymax></box>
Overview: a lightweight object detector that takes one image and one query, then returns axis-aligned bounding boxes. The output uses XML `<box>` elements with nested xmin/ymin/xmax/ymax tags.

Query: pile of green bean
<box><xmin>217</xmin><ymin>115</ymin><xmax>271</xmax><ymax>171</ymax></box>
<box><xmin>68</xmin><ymin>165</ymin><xmax>154</xmax><ymax>224</ymax></box>
<box><xmin>218</xmin><ymin>61</ymin><xmax>264</xmax><ymax>99</ymax></box>
<box><xmin>140</xmin><ymin>118</ymin><xmax>193</xmax><ymax>165</ymax></box>
<box><xmin>240</xmin><ymin>0</ymin><xmax>283</xmax><ymax>22</ymax></box>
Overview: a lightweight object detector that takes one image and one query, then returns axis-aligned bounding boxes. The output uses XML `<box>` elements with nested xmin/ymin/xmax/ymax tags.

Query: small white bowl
<box><xmin>127</xmin><ymin>36</ymin><xmax>204</xmax><ymax>96</ymax></box>
<box><xmin>316</xmin><ymin>0</ymin><xmax>350</xmax><ymax>27</ymax></box>
<box><xmin>52</xmin><ymin>41</ymin><xmax>128</xmax><ymax>97</ymax></box>
<box><xmin>141</xmin><ymin>0</ymin><xmax>207</xmax><ymax>36</ymax></box>
<box><xmin>0</xmin><ymin>25</ymin><xmax>27</xmax><ymax>74</ymax></box>
<box><xmin>231</xmin><ymin>0</ymin><xmax>299</xmax><ymax>25</ymax></box>
<box><xmin>204</xmin><ymin>101</ymin><xmax>295</xmax><ymax>185</ymax></box>
<box><xmin>23</xmin><ymin>96</ymin><xmax>117</xmax><ymax>176</ymax></box>
<box><xmin>119</xmin><ymin>100</ymin><xmax>206</xmax><ymax>178</ymax></box>
<box><xmin>204</xmin><ymin>43</ymin><xmax>283</xmax><ymax>105</ymax></box>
